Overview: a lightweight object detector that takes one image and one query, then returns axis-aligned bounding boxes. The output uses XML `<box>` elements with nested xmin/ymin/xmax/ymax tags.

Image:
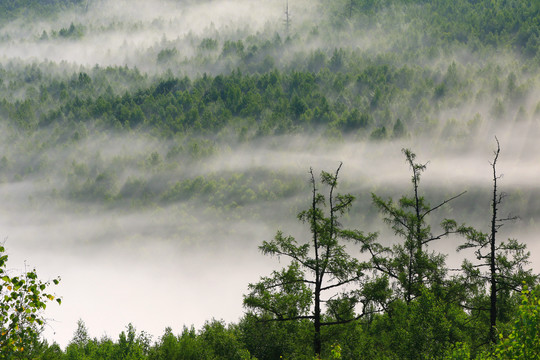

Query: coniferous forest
<box><xmin>0</xmin><ymin>0</ymin><xmax>539</xmax><ymax>359</ymax></box>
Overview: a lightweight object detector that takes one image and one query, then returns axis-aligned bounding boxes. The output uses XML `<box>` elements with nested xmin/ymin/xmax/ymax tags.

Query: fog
<box><xmin>0</xmin><ymin>0</ymin><xmax>308</xmax><ymax>72</ymax></box>
<box><xmin>0</xmin><ymin>124</ymin><xmax>538</xmax><ymax>347</ymax></box>
<box><xmin>0</xmin><ymin>0</ymin><xmax>539</xmax><ymax>350</ymax></box>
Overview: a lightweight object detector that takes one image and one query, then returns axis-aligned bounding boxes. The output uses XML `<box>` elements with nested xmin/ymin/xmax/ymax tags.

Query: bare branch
<box><xmin>421</xmin><ymin>191</ymin><xmax>467</xmax><ymax>220</ymax></box>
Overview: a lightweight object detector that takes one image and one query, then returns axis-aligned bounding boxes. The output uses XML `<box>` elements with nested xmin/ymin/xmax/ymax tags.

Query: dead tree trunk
<box><xmin>489</xmin><ymin>138</ymin><xmax>500</xmax><ymax>344</ymax></box>
<box><xmin>284</xmin><ymin>1</ymin><xmax>291</xmax><ymax>36</ymax></box>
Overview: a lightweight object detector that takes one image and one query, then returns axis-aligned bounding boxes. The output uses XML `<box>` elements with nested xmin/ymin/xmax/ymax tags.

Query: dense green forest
<box><xmin>0</xmin><ymin>0</ymin><xmax>539</xmax><ymax>358</ymax></box>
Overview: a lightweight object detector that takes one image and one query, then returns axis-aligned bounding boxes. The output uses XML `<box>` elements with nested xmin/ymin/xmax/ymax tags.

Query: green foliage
<box><xmin>392</xmin><ymin>118</ymin><xmax>405</xmax><ymax>138</ymax></box>
<box><xmin>147</xmin><ymin>321</ymin><xmax>253</xmax><ymax>360</ymax></box>
<box><xmin>199</xmin><ymin>38</ymin><xmax>218</xmax><ymax>52</ymax></box>
<box><xmin>370</xmin><ymin>287</ymin><xmax>464</xmax><ymax>359</ymax></box>
<box><xmin>157</xmin><ymin>49</ymin><xmax>179</xmax><ymax>65</ymax></box>
<box><xmin>329</xmin><ymin>343</ymin><xmax>342</xmax><ymax>359</ymax></box>
<box><xmin>0</xmin><ymin>244</ymin><xmax>61</xmax><ymax>359</ymax></box>
<box><xmin>0</xmin><ymin>46</ymin><xmax>534</xmax><ymax>144</ymax></box>
<box><xmin>56</xmin><ymin>23</ymin><xmax>85</xmax><ymax>39</ymax></box>
<box><xmin>369</xmin><ymin>126</ymin><xmax>386</xmax><ymax>140</ymax></box>
<box><xmin>445</xmin><ymin>286</ymin><xmax>540</xmax><ymax>360</ymax></box>
<box><xmin>65</xmin><ymin>321</ymin><xmax>150</xmax><ymax>360</ymax></box>
<box><xmin>492</xmin><ymin>285</ymin><xmax>540</xmax><ymax>359</ymax></box>
<box><xmin>244</xmin><ymin>165</ymin><xmax>375</xmax><ymax>357</ymax></box>
<box><xmin>238</xmin><ymin>315</ymin><xmax>312</xmax><ymax>360</ymax></box>
<box><xmin>244</xmin><ymin>260</ymin><xmax>313</xmax><ymax>320</ymax></box>
<box><xmin>0</xmin><ymin>0</ymin><xmax>84</xmax><ymax>24</ymax></box>
<box><xmin>331</xmin><ymin>0</ymin><xmax>540</xmax><ymax>58</ymax></box>
<box><xmin>366</xmin><ymin>149</ymin><xmax>465</xmax><ymax>304</ymax></box>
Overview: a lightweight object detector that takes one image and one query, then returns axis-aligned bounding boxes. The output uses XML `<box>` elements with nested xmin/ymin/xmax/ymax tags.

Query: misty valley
<box><xmin>0</xmin><ymin>0</ymin><xmax>539</xmax><ymax>359</ymax></box>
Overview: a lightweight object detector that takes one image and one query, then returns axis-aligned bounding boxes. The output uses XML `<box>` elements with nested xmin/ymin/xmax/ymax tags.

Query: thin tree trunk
<box><xmin>310</xmin><ymin>169</ymin><xmax>322</xmax><ymax>356</ymax></box>
<box><xmin>314</xmin><ymin>283</ymin><xmax>322</xmax><ymax>356</ymax></box>
<box><xmin>489</xmin><ymin>139</ymin><xmax>500</xmax><ymax>345</ymax></box>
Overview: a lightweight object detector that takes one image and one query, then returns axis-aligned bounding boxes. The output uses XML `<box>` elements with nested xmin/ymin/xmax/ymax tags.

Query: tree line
<box><xmin>1</xmin><ymin>58</ymin><xmax>535</xmax><ymax>143</ymax></box>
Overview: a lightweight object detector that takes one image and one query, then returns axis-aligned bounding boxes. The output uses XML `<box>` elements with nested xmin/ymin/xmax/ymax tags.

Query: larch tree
<box><xmin>362</xmin><ymin>148</ymin><xmax>467</xmax><ymax>304</ymax></box>
<box><xmin>243</xmin><ymin>164</ymin><xmax>376</xmax><ymax>357</ymax></box>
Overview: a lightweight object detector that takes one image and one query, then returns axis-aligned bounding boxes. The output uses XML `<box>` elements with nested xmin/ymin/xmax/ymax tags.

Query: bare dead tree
<box><xmin>284</xmin><ymin>1</ymin><xmax>291</xmax><ymax>36</ymax></box>
<box><xmin>459</xmin><ymin>137</ymin><xmax>537</xmax><ymax>346</ymax></box>
<box><xmin>488</xmin><ymin>137</ymin><xmax>502</xmax><ymax>344</ymax></box>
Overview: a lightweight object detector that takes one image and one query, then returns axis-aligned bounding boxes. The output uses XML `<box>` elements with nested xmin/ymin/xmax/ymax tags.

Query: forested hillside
<box><xmin>0</xmin><ymin>0</ymin><xmax>539</xmax><ymax>358</ymax></box>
